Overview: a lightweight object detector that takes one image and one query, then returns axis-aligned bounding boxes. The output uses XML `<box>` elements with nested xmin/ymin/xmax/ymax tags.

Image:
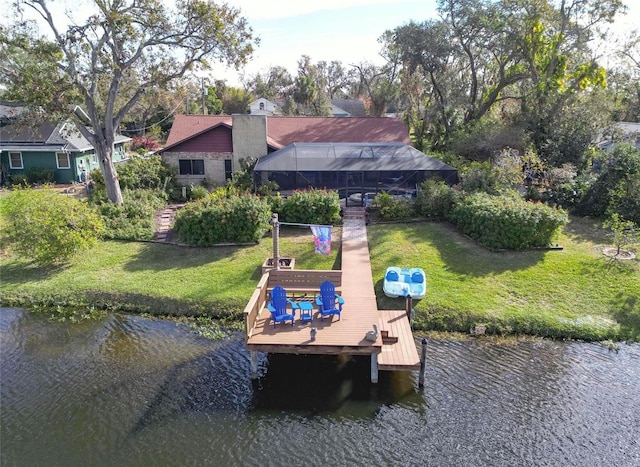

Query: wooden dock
<box><xmin>244</xmin><ymin>207</ymin><xmax>420</xmax><ymax>382</ymax></box>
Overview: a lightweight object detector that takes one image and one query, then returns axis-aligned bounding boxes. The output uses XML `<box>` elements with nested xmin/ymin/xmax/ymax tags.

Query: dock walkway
<box><xmin>244</xmin><ymin>207</ymin><xmax>420</xmax><ymax>381</ymax></box>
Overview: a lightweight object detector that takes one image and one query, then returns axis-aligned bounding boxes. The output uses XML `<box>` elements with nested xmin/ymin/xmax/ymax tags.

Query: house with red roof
<box><xmin>159</xmin><ymin>114</ymin><xmax>411</xmax><ymax>186</ymax></box>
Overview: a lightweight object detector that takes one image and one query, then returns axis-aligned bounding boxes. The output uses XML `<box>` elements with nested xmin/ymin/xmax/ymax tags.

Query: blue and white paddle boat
<box><xmin>383</xmin><ymin>266</ymin><xmax>426</xmax><ymax>299</ymax></box>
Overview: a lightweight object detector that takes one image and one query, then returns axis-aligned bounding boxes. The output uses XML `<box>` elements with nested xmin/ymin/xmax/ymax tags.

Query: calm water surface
<box><xmin>1</xmin><ymin>307</ymin><xmax>639</xmax><ymax>466</ymax></box>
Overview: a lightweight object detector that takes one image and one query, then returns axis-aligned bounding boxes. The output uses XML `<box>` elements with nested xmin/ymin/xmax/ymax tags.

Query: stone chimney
<box><xmin>231</xmin><ymin>114</ymin><xmax>268</xmax><ymax>169</ymax></box>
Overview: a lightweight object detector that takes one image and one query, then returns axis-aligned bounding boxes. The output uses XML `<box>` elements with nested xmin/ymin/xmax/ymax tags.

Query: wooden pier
<box><xmin>244</xmin><ymin>208</ymin><xmax>420</xmax><ymax>382</ymax></box>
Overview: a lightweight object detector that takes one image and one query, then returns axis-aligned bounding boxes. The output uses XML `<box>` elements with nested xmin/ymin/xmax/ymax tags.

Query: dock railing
<box><xmin>243</xmin><ymin>269</ymin><xmax>343</xmax><ymax>338</ymax></box>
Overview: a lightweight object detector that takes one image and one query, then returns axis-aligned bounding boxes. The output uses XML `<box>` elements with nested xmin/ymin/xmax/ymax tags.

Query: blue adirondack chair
<box><xmin>315</xmin><ymin>280</ymin><xmax>344</xmax><ymax>321</ymax></box>
<box><xmin>267</xmin><ymin>285</ymin><xmax>298</xmax><ymax>328</ymax></box>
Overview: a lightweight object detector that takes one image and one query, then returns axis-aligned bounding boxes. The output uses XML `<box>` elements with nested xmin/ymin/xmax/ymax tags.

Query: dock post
<box><xmin>271</xmin><ymin>213</ymin><xmax>280</xmax><ymax>270</ymax></box>
<box><xmin>405</xmin><ymin>295</ymin><xmax>412</xmax><ymax>321</ymax></box>
<box><xmin>250</xmin><ymin>350</ymin><xmax>258</xmax><ymax>379</ymax></box>
<box><xmin>418</xmin><ymin>338</ymin><xmax>427</xmax><ymax>388</ymax></box>
<box><xmin>371</xmin><ymin>353</ymin><xmax>378</xmax><ymax>384</ymax></box>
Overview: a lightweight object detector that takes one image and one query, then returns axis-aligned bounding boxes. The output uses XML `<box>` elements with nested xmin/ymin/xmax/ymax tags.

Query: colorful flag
<box><xmin>310</xmin><ymin>225</ymin><xmax>331</xmax><ymax>255</ymax></box>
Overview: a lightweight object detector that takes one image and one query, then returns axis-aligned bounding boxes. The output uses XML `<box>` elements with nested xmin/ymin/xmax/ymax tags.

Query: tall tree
<box><xmin>517</xmin><ymin>0</ymin><xmax>623</xmax><ymax>166</ymax></box>
<box><xmin>246</xmin><ymin>66</ymin><xmax>294</xmax><ymax>101</ymax></box>
<box><xmin>292</xmin><ymin>55</ymin><xmax>331</xmax><ymax>116</ymax></box>
<box><xmin>316</xmin><ymin>60</ymin><xmax>352</xmax><ymax>99</ymax></box>
<box><xmin>1</xmin><ymin>0</ymin><xmax>255</xmax><ymax>204</ymax></box>
<box><xmin>387</xmin><ymin>0</ymin><xmax>624</xmax><ymax>156</ymax></box>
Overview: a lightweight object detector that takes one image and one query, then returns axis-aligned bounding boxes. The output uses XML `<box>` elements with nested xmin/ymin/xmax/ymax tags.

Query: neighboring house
<box><xmin>159</xmin><ymin>114</ymin><xmax>436</xmax><ymax>196</ymax></box>
<box><xmin>0</xmin><ymin>118</ymin><xmax>130</xmax><ymax>185</ymax></box>
<box><xmin>248</xmin><ymin>98</ymin><xmax>367</xmax><ymax>117</ymax></box>
<box><xmin>330</xmin><ymin>99</ymin><xmax>366</xmax><ymax>117</ymax></box>
<box><xmin>595</xmin><ymin>121</ymin><xmax>640</xmax><ymax>152</ymax></box>
<box><xmin>248</xmin><ymin>98</ymin><xmax>283</xmax><ymax>116</ymax></box>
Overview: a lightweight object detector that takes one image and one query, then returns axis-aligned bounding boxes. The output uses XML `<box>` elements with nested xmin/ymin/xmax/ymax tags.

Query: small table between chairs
<box><xmin>298</xmin><ymin>301</ymin><xmax>314</xmax><ymax>323</ymax></box>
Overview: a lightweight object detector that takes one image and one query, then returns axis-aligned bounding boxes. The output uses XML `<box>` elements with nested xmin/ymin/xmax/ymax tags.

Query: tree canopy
<box><xmin>1</xmin><ymin>0</ymin><xmax>256</xmax><ymax>204</ymax></box>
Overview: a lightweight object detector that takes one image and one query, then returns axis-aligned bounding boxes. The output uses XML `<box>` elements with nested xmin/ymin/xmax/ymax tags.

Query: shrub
<box><xmin>604</xmin><ymin>213</ymin><xmax>639</xmax><ymax>256</ymax></box>
<box><xmin>91</xmin><ymin>155</ymin><xmax>175</xmax><ymax>193</ymax></box>
<box><xmin>374</xmin><ymin>191</ymin><xmax>414</xmax><ymax>221</ymax></box>
<box><xmin>174</xmin><ymin>190</ymin><xmax>271</xmax><ymax>246</ymax></box>
<box><xmin>279</xmin><ymin>189</ymin><xmax>341</xmax><ymax>225</ymax></box>
<box><xmin>25</xmin><ymin>167</ymin><xmax>55</xmax><ymax>184</ymax></box>
<box><xmin>459</xmin><ymin>161</ymin><xmax>505</xmax><ymax>194</ymax></box>
<box><xmin>91</xmin><ymin>189</ymin><xmax>166</xmax><ymax>240</ymax></box>
<box><xmin>450</xmin><ymin>192</ymin><xmax>568</xmax><ymax>249</ymax></box>
<box><xmin>542</xmin><ymin>164</ymin><xmax>594</xmax><ymax>208</ymax></box>
<box><xmin>117</xmin><ymin>155</ymin><xmax>175</xmax><ymax>191</ymax></box>
<box><xmin>129</xmin><ymin>135</ymin><xmax>161</xmax><ymax>153</ymax></box>
<box><xmin>415</xmin><ymin>179</ymin><xmax>460</xmax><ymax>220</ymax></box>
<box><xmin>189</xmin><ymin>185</ymin><xmax>209</xmax><ymax>200</ymax></box>
<box><xmin>9</xmin><ymin>174</ymin><xmax>27</xmax><ymax>186</ymax></box>
<box><xmin>1</xmin><ymin>186</ymin><xmax>104</xmax><ymax>264</ymax></box>
<box><xmin>573</xmin><ymin>144</ymin><xmax>640</xmax><ymax>223</ymax></box>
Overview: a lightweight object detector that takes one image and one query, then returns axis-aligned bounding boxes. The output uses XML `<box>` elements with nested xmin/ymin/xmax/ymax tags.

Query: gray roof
<box><xmin>254</xmin><ymin>142</ymin><xmax>458</xmax><ymax>172</ymax></box>
<box><xmin>0</xmin><ymin>120</ymin><xmax>130</xmax><ymax>152</ymax></box>
<box><xmin>330</xmin><ymin>99</ymin><xmax>366</xmax><ymax>117</ymax></box>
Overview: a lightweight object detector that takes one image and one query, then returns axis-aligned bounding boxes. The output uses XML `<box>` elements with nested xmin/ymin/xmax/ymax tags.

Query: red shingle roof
<box><xmin>164</xmin><ymin>115</ymin><xmax>232</xmax><ymax>147</ymax></box>
<box><xmin>163</xmin><ymin>115</ymin><xmax>410</xmax><ymax>150</ymax></box>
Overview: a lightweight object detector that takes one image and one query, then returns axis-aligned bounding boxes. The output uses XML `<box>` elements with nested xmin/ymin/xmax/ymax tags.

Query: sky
<box><xmin>2</xmin><ymin>0</ymin><xmax>637</xmax><ymax>87</ymax></box>
<box><xmin>212</xmin><ymin>0</ymin><xmax>439</xmax><ymax>85</ymax></box>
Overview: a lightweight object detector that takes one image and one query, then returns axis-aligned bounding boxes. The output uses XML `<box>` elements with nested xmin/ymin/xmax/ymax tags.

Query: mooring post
<box><xmin>250</xmin><ymin>350</ymin><xmax>259</xmax><ymax>380</ymax></box>
<box><xmin>371</xmin><ymin>353</ymin><xmax>379</xmax><ymax>384</ymax></box>
<box><xmin>418</xmin><ymin>338</ymin><xmax>427</xmax><ymax>388</ymax></box>
<box><xmin>405</xmin><ymin>294</ymin><xmax>413</xmax><ymax>321</ymax></box>
<box><xmin>271</xmin><ymin>213</ymin><xmax>280</xmax><ymax>270</ymax></box>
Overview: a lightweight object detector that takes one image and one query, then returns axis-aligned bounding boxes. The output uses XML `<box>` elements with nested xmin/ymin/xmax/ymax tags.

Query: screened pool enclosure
<box><xmin>253</xmin><ymin>142</ymin><xmax>459</xmax><ymax>206</ymax></box>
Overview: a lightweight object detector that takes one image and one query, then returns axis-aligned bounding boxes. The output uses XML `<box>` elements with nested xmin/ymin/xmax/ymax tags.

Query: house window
<box><xmin>224</xmin><ymin>159</ymin><xmax>233</xmax><ymax>180</ymax></box>
<box><xmin>8</xmin><ymin>152</ymin><xmax>23</xmax><ymax>169</ymax></box>
<box><xmin>179</xmin><ymin>159</ymin><xmax>205</xmax><ymax>175</ymax></box>
<box><xmin>259</xmin><ymin>102</ymin><xmax>265</xmax><ymax>110</ymax></box>
<box><xmin>56</xmin><ymin>152</ymin><xmax>70</xmax><ymax>169</ymax></box>
<box><xmin>92</xmin><ymin>155</ymin><xmax>98</xmax><ymax>164</ymax></box>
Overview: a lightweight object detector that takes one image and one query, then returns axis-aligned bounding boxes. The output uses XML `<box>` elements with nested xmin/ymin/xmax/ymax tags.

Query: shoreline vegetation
<box><xmin>1</xmin><ymin>216</ymin><xmax>638</xmax><ymax>343</ymax></box>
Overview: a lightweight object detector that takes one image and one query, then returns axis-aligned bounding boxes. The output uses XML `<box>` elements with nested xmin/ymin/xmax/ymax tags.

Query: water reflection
<box><xmin>1</xmin><ymin>308</ymin><xmax>639</xmax><ymax>466</ymax></box>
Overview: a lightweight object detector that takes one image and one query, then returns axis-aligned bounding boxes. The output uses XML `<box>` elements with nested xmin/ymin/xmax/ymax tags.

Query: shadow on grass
<box><xmin>0</xmin><ymin>260</ymin><xmax>70</xmax><ymax>285</ymax></box>
<box><xmin>563</xmin><ymin>215</ymin><xmax>608</xmax><ymax>244</ymax></box>
<box><xmin>611</xmin><ymin>291</ymin><xmax>640</xmax><ymax>342</ymax></box>
<box><xmin>369</xmin><ymin>221</ymin><xmax>547</xmax><ymax>277</ymax></box>
<box><xmin>122</xmin><ymin>242</ymin><xmax>261</xmax><ymax>273</ymax></box>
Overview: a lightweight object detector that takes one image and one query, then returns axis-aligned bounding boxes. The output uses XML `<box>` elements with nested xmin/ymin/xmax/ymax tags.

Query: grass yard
<box><xmin>1</xmin><ymin>216</ymin><xmax>638</xmax><ymax>342</ymax></box>
<box><xmin>369</xmin><ymin>217</ymin><xmax>639</xmax><ymax>341</ymax></box>
<box><xmin>0</xmin><ymin>226</ymin><xmax>340</xmax><ymax>317</ymax></box>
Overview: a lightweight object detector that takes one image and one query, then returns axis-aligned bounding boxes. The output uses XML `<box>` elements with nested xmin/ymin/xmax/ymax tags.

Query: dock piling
<box><xmin>418</xmin><ymin>338</ymin><xmax>427</xmax><ymax>388</ymax></box>
<box><xmin>250</xmin><ymin>350</ymin><xmax>258</xmax><ymax>379</ymax></box>
<box><xmin>371</xmin><ymin>353</ymin><xmax>379</xmax><ymax>384</ymax></box>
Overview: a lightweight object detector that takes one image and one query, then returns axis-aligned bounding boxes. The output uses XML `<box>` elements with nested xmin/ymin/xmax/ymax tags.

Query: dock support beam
<box><xmin>250</xmin><ymin>350</ymin><xmax>258</xmax><ymax>379</ymax></box>
<box><xmin>371</xmin><ymin>352</ymin><xmax>378</xmax><ymax>384</ymax></box>
<box><xmin>419</xmin><ymin>338</ymin><xmax>427</xmax><ymax>388</ymax></box>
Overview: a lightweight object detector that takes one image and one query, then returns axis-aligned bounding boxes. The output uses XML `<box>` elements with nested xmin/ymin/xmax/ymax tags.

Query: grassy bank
<box><xmin>1</xmin><ymin>218</ymin><xmax>638</xmax><ymax>342</ymax></box>
<box><xmin>370</xmin><ymin>217</ymin><xmax>639</xmax><ymax>341</ymax></box>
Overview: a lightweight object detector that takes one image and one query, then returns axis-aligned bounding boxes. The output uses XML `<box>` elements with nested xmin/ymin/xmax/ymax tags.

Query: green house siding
<box><xmin>2</xmin><ymin>143</ymin><xmax>126</xmax><ymax>184</ymax></box>
<box><xmin>1</xmin><ymin>150</ymin><xmax>72</xmax><ymax>184</ymax></box>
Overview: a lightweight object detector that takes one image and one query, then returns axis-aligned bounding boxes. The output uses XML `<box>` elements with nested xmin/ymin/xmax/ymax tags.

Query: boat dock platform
<box><xmin>244</xmin><ymin>207</ymin><xmax>421</xmax><ymax>382</ymax></box>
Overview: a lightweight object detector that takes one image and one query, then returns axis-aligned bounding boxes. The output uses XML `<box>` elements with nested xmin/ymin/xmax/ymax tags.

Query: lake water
<box><xmin>1</xmin><ymin>307</ymin><xmax>639</xmax><ymax>466</ymax></box>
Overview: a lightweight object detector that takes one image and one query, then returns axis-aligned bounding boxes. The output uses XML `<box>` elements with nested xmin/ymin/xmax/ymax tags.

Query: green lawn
<box><xmin>1</xmin><ymin>218</ymin><xmax>638</xmax><ymax>341</ymax></box>
<box><xmin>369</xmin><ymin>217</ymin><xmax>639</xmax><ymax>341</ymax></box>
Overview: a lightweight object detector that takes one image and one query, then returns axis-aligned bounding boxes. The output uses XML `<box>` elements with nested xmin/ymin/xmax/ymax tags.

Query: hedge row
<box><xmin>174</xmin><ymin>190</ymin><xmax>272</xmax><ymax>246</ymax></box>
<box><xmin>274</xmin><ymin>189</ymin><xmax>341</xmax><ymax>225</ymax></box>
<box><xmin>449</xmin><ymin>192</ymin><xmax>568</xmax><ymax>249</ymax></box>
